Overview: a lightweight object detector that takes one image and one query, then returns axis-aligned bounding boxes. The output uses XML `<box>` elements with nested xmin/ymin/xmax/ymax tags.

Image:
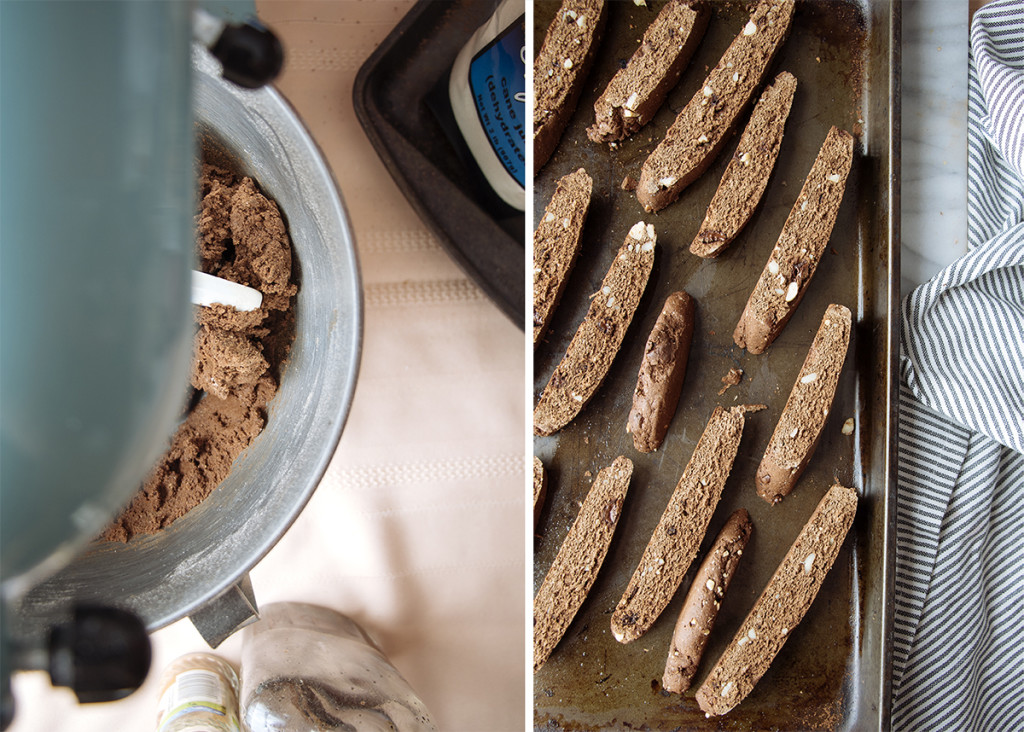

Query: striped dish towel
<box><xmin>894</xmin><ymin>2</ymin><xmax>1024</xmax><ymax>729</ymax></box>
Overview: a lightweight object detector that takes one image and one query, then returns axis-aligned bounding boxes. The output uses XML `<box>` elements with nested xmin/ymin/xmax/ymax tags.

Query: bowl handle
<box><xmin>188</xmin><ymin>574</ymin><xmax>259</xmax><ymax>648</ymax></box>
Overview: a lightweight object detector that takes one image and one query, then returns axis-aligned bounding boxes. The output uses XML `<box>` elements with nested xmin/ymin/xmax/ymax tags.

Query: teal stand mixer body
<box><xmin>0</xmin><ymin>2</ymin><xmax>282</xmax><ymax>725</ymax></box>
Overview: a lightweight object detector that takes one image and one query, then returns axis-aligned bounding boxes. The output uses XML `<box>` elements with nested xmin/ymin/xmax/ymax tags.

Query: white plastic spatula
<box><xmin>191</xmin><ymin>270</ymin><xmax>263</xmax><ymax>311</ymax></box>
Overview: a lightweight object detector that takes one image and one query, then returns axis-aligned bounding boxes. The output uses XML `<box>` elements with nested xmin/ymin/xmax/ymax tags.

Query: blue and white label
<box><xmin>468</xmin><ymin>17</ymin><xmax>526</xmax><ymax>187</ymax></box>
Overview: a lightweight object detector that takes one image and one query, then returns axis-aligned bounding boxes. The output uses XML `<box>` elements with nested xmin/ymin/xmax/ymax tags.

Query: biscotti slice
<box><xmin>757</xmin><ymin>304</ymin><xmax>852</xmax><ymax>503</ymax></box>
<box><xmin>663</xmin><ymin>508</ymin><xmax>753</xmax><ymax>693</ymax></box>
<box><xmin>691</xmin><ymin>71</ymin><xmax>797</xmax><ymax>258</ymax></box>
<box><xmin>586</xmin><ymin>0</ymin><xmax>710</xmax><ymax>143</ymax></box>
<box><xmin>733</xmin><ymin>126</ymin><xmax>854</xmax><ymax>354</ymax></box>
<box><xmin>534</xmin><ymin>0</ymin><xmax>608</xmax><ymax>174</ymax></box>
<box><xmin>611</xmin><ymin>405</ymin><xmax>756</xmax><ymax>643</ymax></box>
<box><xmin>696</xmin><ymin>483</ymin><xmax>858</xmax><ymax>716</ymax></box>
<box><xmin>534</xmin><ymin>222</ymin><xmax>656</xmax><ymax>436</ymax></box>
<box><xmin>636</xmin><ymin>0</ymin><xmax>795</xmax><ymax>212</ymax></box>
<box><xmin>627</xmin><ymin>291</ymin><xmax>696</xmax><ymax>453</ymax></box>
<box><xmin>533</xmin><ymin>456</ymin><xmax>547</xmax><ymax>527</ymax></box>
<box><xmin>533</xmin><ymin>456</ymin><xmax>633</xmax><ymax>671</ymax></box>
<box><xmin>534</xmin><ymin>168</ymin><xmax>593</xmax><ymax>346</ymax></box>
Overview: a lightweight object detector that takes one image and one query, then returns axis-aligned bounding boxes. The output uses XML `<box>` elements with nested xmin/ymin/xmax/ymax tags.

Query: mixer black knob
<box><xmin>48</xmin><ymin>604</ymin><xmax>151</xmax><ymax>704</ymax></box>
<box><xmin>212</xmin><ymin>21</ymin><xmax>284</xmax><ymax>89</ymax></box>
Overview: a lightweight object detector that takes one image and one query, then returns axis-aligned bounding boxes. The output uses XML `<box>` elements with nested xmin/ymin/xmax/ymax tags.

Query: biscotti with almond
<box><xmin>663</xmin><ymin>508</ymin><xmax>752</xmax><ymax>694</ymax></box>
<box><xmin>733</xmin><ymin>125</ymin><xmax>854</xmax><ymax>354</ymax></box>
<box><xmin>696</xmin><ymin>483</ymin><xmax>858</xmax><ymax>716</ymax></box>
<box><xmin>534</xmin><ymin>221</ymin><xmax>656</xmax><ymax>437</ymax></box>
<box><xmin>533</xmin><ymin>456</ymin><xmax>547</xmax><ymax>527</ymax></box>
<box><xmin>586</xmin><ymin>0</ymin><xmax>709</xmax><ymax>143</ymax></box>
<box><xmin>757</xmin><ymin>304</ymin><xmax>852</xmax><ymax>503</ymax></box>
<box><xmin>636</xmin><ymin>0</ymin><xmax>795</xmax><ymax>212</ymax></box>
<box><xmin>611</xmin><ymin>405</ymin><xmax>759</xmax><ymax>643</ymax></box>
<box><xmin>533</xmin><ymin>168</ymin><xmax>593</xmax><ymax>346</ymax></box>
<box><xmin>533</xmin><ymin>456</ymin><xmax>633</xmax><ymax>671</ymax></box>
<box><xmin>691</xmin><ymin>71</ymin><xmax>797</xmax><ymax>258</ymax></box>
<box><xmin>534</xmin><ymin>0</ymin><xmax>608</xmax><ymax>174</ymax></box>
<box><xmin>627</xmin><ymin>291</ymin><xmax>696</xmax><ymax>453</ymax></box>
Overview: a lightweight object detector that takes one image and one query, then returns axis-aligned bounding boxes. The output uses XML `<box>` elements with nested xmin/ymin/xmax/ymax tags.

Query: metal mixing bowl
<box><xmin>11</xmin><ymin>46</ymin><xmax>362</xmax><ymax>646</ymax></box>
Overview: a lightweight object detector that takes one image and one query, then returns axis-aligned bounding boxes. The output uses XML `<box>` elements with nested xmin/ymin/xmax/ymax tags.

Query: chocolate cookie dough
<box><xmin>101</xmin><ymin>163</ymin><xmax>297</xmax><ymax>542</ymax></box>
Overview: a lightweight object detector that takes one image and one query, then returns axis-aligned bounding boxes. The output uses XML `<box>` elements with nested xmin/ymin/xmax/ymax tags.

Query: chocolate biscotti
<box><xmin>533</xmin><ymin>456</ymin><xmax>547</xmax><ymax>527</ymax></box>
<box><xmin>586</xmin><ymin>0</ymin><xmax>709</xmax><ymax>144</ymax></box>
<box><xmin>533</xmin><ymin>456</ymin><xmax>633</xmax><ymax>671</ymax></box>
<box><xmin>733</xmin><ymin>125</ymin><xmax>854</xmax><ymax>354</ymax></box>
<box><xmin>696</xmin><ymin>483</ymin><xmax>858</xmax><ymax>716</ymax></box>
<box><xmin>757</xmin><ymin>304</ymin><xmax>852</xmax><ymax>503</ymax></box>
<box><xmin>663</xmin><ymin>508</ymin><xmax>752</xmax><ymax>694</ymax></box>
<box><xmin>690</xmin><ymin>71</ymin><xmax>798</xmax><ymax>258</ymax></box>
<box><xmin>534</xmin><ymin>0</ymin><xmax>608</xmax><ymax>174</ymax></box>
<box><xmin>611</xmin><ymin>405</ymin><xmax>758</xmax><ymax>643</ymax></box>
<box><xmin>627</xmin><ymin>291</ymin><xmax>696</xmax><ymax>453</ymax></box>
<box><xmin>533</xmin><ymin>168</ymin><xmax>594</xmax><ymax>346</ymax></box>
<box><xmin>636</xmin><ymin>0</ymin><xmax>795</xmax><ymax>212</ymax></box>
<box><xmin>534</xmin><ymin>222</ymin><xmax>656</xmax><ymax>437</ymax></box>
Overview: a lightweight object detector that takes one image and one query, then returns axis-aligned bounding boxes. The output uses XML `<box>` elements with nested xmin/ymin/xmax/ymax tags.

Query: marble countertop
<box><xmin>901</xmin><ymin>0</ymin><xmax>969</xmax><ymax>293</ymax></box>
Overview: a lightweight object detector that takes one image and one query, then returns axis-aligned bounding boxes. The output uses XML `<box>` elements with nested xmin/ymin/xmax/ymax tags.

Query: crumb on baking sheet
<box><xmin>718</xmin><ymin>367</ymin><xmax>744</xmax><ymax>395</ymax></box>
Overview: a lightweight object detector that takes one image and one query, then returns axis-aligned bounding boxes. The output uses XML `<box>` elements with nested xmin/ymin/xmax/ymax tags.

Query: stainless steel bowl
<box><xmin>12</xmin><ymin>46</ymin><xmax>362</xmax><ymax>646</ymax></box>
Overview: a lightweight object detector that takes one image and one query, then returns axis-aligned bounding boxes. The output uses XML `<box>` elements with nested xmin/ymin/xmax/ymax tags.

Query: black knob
<box><xmin>48</xmin><ymin>605</ymin><xmax>151</xmax><ymax>704</ymax></box>
<box><xmin>212</xmin><ymin>22</ymin><xmax>284</xmax><ymax>89</ymax></box>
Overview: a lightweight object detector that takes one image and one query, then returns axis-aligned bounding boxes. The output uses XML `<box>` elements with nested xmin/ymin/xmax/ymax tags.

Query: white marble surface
<box><xmin>901</xmin><ymin>0</ymin><xmax>970</xmax><ymax>293</ymax></box>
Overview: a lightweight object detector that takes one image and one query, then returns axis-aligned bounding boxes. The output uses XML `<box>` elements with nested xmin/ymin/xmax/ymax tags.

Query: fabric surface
<box><xmin>8</xmin><ymin>3</ymin><xmax>526</xmax><ymax>731</ymax></box>
<box><xmin>893</xmin><ymin>1</ymin><xmax>1024</xmax><ymax>729</ymax></box>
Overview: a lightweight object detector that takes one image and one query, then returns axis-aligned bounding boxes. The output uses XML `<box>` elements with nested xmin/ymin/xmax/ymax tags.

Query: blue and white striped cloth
<box><xmin>894</xmin><ymin>2</ymin><xmax>1024</xmax><ymax>729</ymax></box>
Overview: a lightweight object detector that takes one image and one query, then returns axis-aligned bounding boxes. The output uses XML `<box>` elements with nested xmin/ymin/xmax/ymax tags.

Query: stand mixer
<box><xmin>0</xmin><ymin>2</ymin><xmax>287</xmax><ymax>726</ymax></box>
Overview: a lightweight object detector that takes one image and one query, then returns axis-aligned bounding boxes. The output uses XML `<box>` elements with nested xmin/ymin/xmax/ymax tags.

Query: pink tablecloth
<box><xmin>9</xmin><ymin>3</ymin><xmax>525</xmax><ymax>730</ymax></box>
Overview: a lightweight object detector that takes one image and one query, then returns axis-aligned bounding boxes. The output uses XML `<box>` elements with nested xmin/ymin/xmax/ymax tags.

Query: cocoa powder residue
<box><xmin>101</xmin><ymin>163</ymin><xmax>297</xmax><ymax>542</ymax></box>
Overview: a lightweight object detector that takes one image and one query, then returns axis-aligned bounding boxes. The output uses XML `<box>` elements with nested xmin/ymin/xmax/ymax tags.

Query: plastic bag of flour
<box><xmin>239</xmin><ymin>603</ymin><xmax>437</xmax><ymax>732</ymax></box>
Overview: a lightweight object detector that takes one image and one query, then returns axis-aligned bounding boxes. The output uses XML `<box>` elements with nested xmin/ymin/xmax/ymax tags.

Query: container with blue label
<box><xmin>355</xmin><ymin>0</ymin><xmax>525</xmax><ymax>322</ymax></box>
<box><xmin>447</xmin><ymin>0</ymin><xmax>525</xmax><ymax>211</ymax></box>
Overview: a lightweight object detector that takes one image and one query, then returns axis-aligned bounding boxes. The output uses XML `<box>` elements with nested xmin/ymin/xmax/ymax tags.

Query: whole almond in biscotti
<box><xmin>533</xmin><ymin>456</ymin><xmax>633</xmax><ymax>671</ymax></box>
<box><xmin>734</xmin><ymin>126</ymin><xmax>854</xmax><ymax>354</ymax></box>
<box><xmin>534</xmin><ymin>168</ymin><xmax>593</xmax><ymax>347</ymax></box>
<box><xmin>611</xmin><ymin>405</ymin><xmax>762</xmax><ymax>644</ymax></box>
<box><xmin>534</xmin><ymin>0</ymin><xmax>608</xmax><ymax>174</ymax></box>
<box><xmin>636</xmin><ymin>0</ymin><xmax>795</xmax><ymax>213</ymax></box>
<box><xmin>663</xmin><ymin>508</ymin><xmax>753</xmax><ymax>694</ymax></box>
<box><xmin>691</xmin><ymin>71</ymin><xmax>798</xmax><ymax>258</ymax></box>
<box><xmin>586</xmin><ymin>0</ymin><xmax>710</xmax><ymax>143</ymax></box>
<box><xmin>757</xmin><ymin>303</ymin><xmax>852</xmax><ymax>503</ymax></box>
<box><xmin>627</xmin><ymin>291</ymin><xmax>696</xmax><ymax>453</ymax></box>
<box><xmin>696</xmin><ymin>483</ymin><xmax>858</xmax><ymax>716</ymax></box>
<box><xmin>534</xmin><ymin>222</ymin><xmax>656</xmax><ymax>437</ymax></box>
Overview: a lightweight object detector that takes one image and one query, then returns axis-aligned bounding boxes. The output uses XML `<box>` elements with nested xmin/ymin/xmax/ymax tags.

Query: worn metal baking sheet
<box><xmin>532</xmin><ymin>1</ymin><xmax>898</xmax><ymax>730</ymax></box>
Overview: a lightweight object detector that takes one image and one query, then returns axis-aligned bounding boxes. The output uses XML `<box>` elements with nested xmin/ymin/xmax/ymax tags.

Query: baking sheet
<box><xmin>532</xmin><ymin>1</ymin><xmax>898</xmax><ymax>729</ymax></box>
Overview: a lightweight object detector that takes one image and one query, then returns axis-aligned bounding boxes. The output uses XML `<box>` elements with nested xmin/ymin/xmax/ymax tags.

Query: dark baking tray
<box><xmin>353</xmin><ymin>0</ymin><xmax>524</xmax><ymax>326</ymax></box>
<box><xmin>533</xmin><ymin>1</ymin><xmax>899</xmax><ymax>730</ymax></box>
